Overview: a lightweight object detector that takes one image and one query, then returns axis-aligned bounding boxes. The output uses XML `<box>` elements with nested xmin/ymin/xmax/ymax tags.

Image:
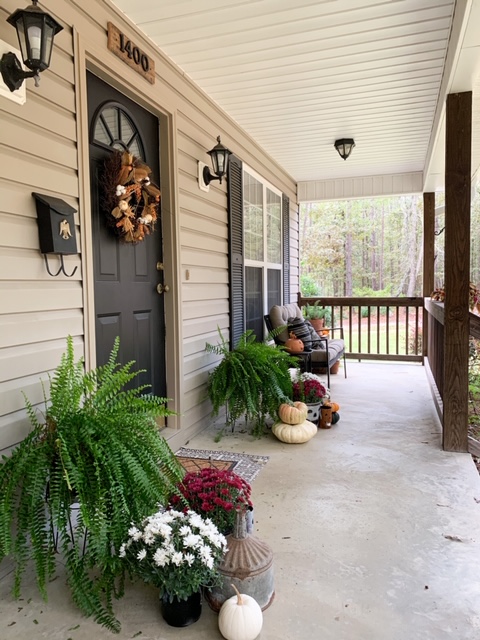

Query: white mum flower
<box><xmin>128</xmin><ymin>526</ymin><xmax>142</xmax><ymax>541</ymax></box>
<box><xmin>183</xmin><ymin>533</ymin><xmax>202</xmax><ymax>549</ymax></box>
<box><xmin>171</xmin><ymin>552</ymin><xmax>183</xmax><ymax>566</ymax></box>
<box><xmin>199</xmin><ymin>545</ymin><xmax>212</xmax><ymax>563</ymax></box>
<box><xmin>179</xmin><ymin>525</ymin><xmax>192</xmax><ymax>536</ymax></box>
<box><xmin>206</xmin><ymin>531</ymin><xmax>227</xmax><ymax>549</ymax></box>
<box><xmin>153</xmin><ymin>548</ymin><xmax>169</xmax><ymax>567</ymax></box>
<box><xmin>143</xmin><ymin>532</ymin><xmax>155</xmax><ymax>545</ymax></box>
<box><xmin>163</xmin><ymin>542</ymin><xmax>175</xmax><ymax>555</ymax></box>
<box><xmin>159</xmin><ymin>524</ymin><xmax>173</xmax><ymax>538</ymax></box>
<box><xmin>184</xmin><ymin>553</ymin><xmax>195</xmax><ymax>566</ymax></box>
<box><xmin>137</xmin><ymin>549</ymin><xmax>147</xmax><ymax>561</ymax></box>
<box><xmin>187</xmin><ymin>512</ymin><xmax>204</xmax><ymax>529</ymax></box>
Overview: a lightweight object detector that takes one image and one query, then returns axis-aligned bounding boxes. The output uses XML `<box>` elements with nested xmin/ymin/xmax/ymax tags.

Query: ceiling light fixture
<box><xmin>334</xmin><ymin>138</ymin><xmax>355</xmax><ymax>161</ymax></box>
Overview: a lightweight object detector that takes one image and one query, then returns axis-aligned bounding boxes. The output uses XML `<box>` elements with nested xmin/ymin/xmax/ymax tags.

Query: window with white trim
<box><xmin>243</xmin><ymin>167</ymin><xmax>283</xmax><ymax>339</ymax></box>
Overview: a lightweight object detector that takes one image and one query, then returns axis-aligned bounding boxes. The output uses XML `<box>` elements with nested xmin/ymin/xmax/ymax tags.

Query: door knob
<box><xmin>156</xmin><ymin>283</ymin><xmax>170</xmax><ymax>294</ymax></box>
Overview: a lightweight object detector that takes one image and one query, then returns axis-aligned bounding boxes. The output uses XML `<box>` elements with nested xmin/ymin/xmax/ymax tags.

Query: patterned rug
<box><xmin>175</xmin><ymin>448</ymin><xmax>269</xmax><ymax>484</ymax></box>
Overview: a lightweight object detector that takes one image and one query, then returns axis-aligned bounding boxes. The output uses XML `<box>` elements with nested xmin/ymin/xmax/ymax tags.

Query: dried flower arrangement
<box><xmin>101</xmin><ymin>150</ymin><xmax>161</xmax><ymax>244</ymax></box>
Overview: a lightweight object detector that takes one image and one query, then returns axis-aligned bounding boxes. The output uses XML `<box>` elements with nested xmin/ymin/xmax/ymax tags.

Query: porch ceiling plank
<box><xmin>113</xmin><ymin>0</ymin><xmax>469</xmax><ymax>185</ymax></box>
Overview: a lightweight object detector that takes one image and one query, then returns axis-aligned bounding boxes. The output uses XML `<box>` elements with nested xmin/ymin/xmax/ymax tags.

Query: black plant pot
<box><xmin>160</xmin><ymin>591</ymin><xmax>202</xmax><ymax>627</ymax></box>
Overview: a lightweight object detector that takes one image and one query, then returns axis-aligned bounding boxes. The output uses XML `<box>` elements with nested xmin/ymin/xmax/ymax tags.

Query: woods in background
<box><xmin>300</xmin><ymin>187</ymin><xmax>480</xmax><ymax>298</ymax></box>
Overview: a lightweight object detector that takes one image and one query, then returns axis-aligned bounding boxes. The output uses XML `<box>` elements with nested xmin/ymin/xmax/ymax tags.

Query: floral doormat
<box><xmin>175</xmin><ymin>448</ymin><xmax>269</xmax><ymax>484</ymax></box>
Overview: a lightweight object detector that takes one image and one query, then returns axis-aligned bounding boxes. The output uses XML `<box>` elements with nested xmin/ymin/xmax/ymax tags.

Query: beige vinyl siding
<box><xmin>0</xmin><ymin>1</ymin><xmax>80</xmax><ymax>452</ymax></box>
<box><xmin>0</xmin><ymin>0</ymin><xmax>297</xmax><ymax>452</ymax></box>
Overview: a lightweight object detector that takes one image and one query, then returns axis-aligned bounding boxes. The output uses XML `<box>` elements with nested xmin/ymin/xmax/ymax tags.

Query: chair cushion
<box><xmin>310</xmin><ymin>339</ymin><xmax>345</xmax><ymax>365</ymax></box>
<box><xmin>269</xmin><ymin>303</ymin><xmax>303</xmax><ymax>342</ymax></box>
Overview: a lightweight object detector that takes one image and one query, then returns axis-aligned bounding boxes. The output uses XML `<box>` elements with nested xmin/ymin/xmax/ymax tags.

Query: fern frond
<box><xmin>206</xmin><ymin>327</ymin><xmax>296</xmax><ymax>436</ymax></box>
<box><xmin>0</xmin><ymin>336</ymin><xmax>182</xmax><ymax>633</ymax></box>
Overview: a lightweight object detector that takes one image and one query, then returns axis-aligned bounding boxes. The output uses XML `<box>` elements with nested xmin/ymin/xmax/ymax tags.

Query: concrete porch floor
<box><xmin>1</xmin><ymin>362</ymin><xmax>480</xmax><ymax>639</ymax></box>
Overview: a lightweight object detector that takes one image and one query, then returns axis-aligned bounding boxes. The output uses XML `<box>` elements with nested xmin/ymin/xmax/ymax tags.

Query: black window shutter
<box><xmin>227</xmin><ymin>155</ymin><xmax>244</xmax><ymax>348</ymax></box>
<box><xmin>282</xmin><ymin>193</ymin><xmax>290</xmax><ymax>303</ymax></box>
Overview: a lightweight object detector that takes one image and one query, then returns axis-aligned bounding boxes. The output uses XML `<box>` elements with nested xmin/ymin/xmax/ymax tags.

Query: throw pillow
<box><xmin>303</xmin><ymin>319</ymin><xmax>324</xmax><ymax>349</ymax></box>
<box><xmin>287</xmin><ymin>317</ymin><xmax>312</xmax><ymax>351</ymax></box>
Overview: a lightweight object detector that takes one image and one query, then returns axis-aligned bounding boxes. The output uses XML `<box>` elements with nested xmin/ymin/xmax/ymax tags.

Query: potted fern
<box><xmin>0</xmin><ymin>337</ymin><xmax>185</xmax><ymax>633</ymax></box>
<box><xmin>206</xmin><ymin>328</ymin><xmax>296</xmax><ymax>436</ymax></box>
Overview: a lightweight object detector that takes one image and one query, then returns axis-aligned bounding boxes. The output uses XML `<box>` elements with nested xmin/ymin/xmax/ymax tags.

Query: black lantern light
<box><xmin>334</xmin><ymin>138</ymin><xmax>356</xmax><ymax>161</ymax></box>
<box><xmin>1</xmin><ymin>0</ymin><xmax>63</xmax><ymax>92</ymax></box>
<box><xmin>203</xmin><ymin>136</ymin><xmax>232</xmax><ymax>185</ymax></box>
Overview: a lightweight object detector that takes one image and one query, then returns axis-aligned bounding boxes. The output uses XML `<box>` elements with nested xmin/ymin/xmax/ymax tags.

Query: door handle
<box><xmin>156</xmin><ymin>283</ymin><xmax>170</xmax><ymax>294</ymax></box>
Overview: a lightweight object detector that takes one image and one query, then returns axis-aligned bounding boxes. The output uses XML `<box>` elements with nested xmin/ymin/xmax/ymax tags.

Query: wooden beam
<box><xmin>443</xmin><ymin>91</ymin><xmax>471</xmax><ymax>453</ymax></box>
<box><xmin>423</xmin><ymin>192</ymin><xmax>435</xmax><ymax>360</ymax></box>
<box><xmin>423</xmin><ymin>193</ymin><xmax>436</xmax><ymax>296</ymax></box>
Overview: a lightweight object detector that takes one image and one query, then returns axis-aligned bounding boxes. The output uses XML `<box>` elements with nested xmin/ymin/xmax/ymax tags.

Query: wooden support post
<box><xmin>443</xmin><ymin>91</ymin><xmax>472</xmax><ymax>452</ymax></box>
<box><xmin>423</xmin><ymin>192</ymin><xmax>435</xmax><ymax>360</ymax></box>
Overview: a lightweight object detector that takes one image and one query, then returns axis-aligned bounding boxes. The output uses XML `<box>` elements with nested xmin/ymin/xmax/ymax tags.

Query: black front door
<box><xmin>87</xmin><ymin>72</ymin><xmax>166</xmax><ymax>396</ymax></box>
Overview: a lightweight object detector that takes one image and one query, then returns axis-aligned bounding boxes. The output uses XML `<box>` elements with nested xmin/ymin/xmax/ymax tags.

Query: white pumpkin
<box><xmin>218</xmin><ymin>584</ymin><xmax>263</xmax><ymax>640</ymax></box>
<box><xmin>271</xmin><ymin>419</ymin><xmax>317</xmax><ymax>444</ymax></box>
<box><xmin>278</xmin><ymin>401</ymin><xmax>308</xmax><ymax>425</ymax></box>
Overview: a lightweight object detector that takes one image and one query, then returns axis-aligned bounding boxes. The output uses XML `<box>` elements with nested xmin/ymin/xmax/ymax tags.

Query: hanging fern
<box><xmin>0</xmin><ymin>336</ymin><xmax>184</xmax><ymax>633</ymax></box>
<box><xmin>206</xmin><ymin>328</ymin><xmax>296</xmax><ymax>436</ymax></box>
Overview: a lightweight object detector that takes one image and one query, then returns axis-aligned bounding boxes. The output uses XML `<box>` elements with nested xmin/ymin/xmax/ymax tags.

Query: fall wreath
<box><xmin>101</xmin><ymin>150</ymin><xmax>161</xmax><ymax>244</ymax></box>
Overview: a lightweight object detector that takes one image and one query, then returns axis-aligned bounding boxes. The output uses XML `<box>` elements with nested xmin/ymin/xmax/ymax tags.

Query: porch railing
<box><xmin>298</xmin><ymin>295</ymin><xmax>424</xmax><ymax>362</ymax></box>
<box><xmin>424</xmin><ymin>298</ymin><xmax>480</xmax><ymax>456</ymax></box>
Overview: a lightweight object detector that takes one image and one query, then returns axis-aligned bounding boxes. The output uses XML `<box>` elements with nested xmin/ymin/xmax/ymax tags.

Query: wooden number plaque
<box><xmin>107</xmin><ymin>22</ymin><xmax>155</xmax><ymax>85</ymax></box>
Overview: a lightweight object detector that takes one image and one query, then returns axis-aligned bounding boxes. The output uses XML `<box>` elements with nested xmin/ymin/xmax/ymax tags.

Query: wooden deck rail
<box><xmin>297</xmin><ymin>295</ymin><xmax>424</xmax><ymax>362</ymax></box>
<box><xmin>424</xmin><ymin>298</ymin><xmax>480</xmax><ymax>456</ymax></box>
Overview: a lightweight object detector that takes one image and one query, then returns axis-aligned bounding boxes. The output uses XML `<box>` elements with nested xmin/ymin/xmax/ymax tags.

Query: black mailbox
<box><xmin>33</xmin><ymin>192</ymin><xmax>77</xmax><ymax>255</ymax></box>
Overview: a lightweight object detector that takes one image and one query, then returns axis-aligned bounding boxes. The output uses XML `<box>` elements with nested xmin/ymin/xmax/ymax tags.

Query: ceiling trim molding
<box><xmin>423</xmin><ymin>0</ymin><xmax>473</xmax><ymax>190</ymax></box>
<box><xmin>297</xmin><ymin>172</ymin><xmax>424</xmax><ymax>203</ymax></box>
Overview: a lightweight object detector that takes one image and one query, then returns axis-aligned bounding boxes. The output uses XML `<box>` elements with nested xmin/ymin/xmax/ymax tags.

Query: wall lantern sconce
<box><xmin>334</xmin><ymin>138</ymin><xmax>355</xmax><ymax>161</ymax></box>
<box><xmin>198</xmin><ymin>136</ymin><xmax>232</xmax><ymax>191</ymax></box>
<box><xmin>33</xmin><ymin>192</ymin><xmax>78</xmax><ymax>277</ymax></box>
<box><xmin>0</xmin><ymin>0</ymin><xmax>63</xmax><ymax>93</ymax></box>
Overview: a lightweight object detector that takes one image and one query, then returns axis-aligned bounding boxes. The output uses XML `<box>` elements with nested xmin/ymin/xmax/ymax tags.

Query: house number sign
<box><xmin>107</xmin><ymin>22</ymin><xmax>155</xmax><ymax>84</ymax></box>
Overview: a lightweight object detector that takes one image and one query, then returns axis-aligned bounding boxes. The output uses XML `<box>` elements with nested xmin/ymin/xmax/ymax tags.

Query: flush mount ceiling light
<box><xmin>1</xmin><ymin>0</ymin><xmax>63</xmax><ymax>92</ymax></box>
<box><xmin>203</xmin><ymin>136</ymin><xmax>232</xmax><ymax>185</ymax></box>
<box><xmin>334</xmin><ymin>138</ymin><xmax>355</xmax><ymax>161</ymax></box>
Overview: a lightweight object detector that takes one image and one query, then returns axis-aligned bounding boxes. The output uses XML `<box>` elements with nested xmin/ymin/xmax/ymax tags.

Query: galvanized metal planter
<box><xmin>206</xmin><ymin>510</ymin><xmax>274</xmax><ymax>612</ymax></box>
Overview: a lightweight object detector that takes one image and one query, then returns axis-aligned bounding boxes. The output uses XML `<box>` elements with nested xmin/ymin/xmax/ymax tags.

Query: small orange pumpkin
<box><xmin>278</xmin><ymin>402</ymin><xmax>308</xmax><ymax>425</ymax></box>
<box><xmin>324</xmin><ymin>401</ymin><xmax>340</xmax><ymax>412</ymax></box>
<box><xmin>285</xmin><ymin>332</ymin><xmax>304</xmax><ymax>353</ymax></box>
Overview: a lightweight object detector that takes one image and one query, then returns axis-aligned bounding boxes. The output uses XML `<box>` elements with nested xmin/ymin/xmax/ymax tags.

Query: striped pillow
<box><xmin>304</xmin><ymin>319</ymin><xmax>324</xmax><ymax>349</ymax></box>
<box><xmin>287</xmin><ymin>317</ymin><xmax>312</xmax><ymax>351</ymax></box>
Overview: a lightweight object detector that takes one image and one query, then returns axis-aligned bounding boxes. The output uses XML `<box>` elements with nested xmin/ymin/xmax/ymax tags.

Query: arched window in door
<box><xmin>91</xmin><ymin>102</ymin><xmax>145</xmax><ymax>158</ymax></box>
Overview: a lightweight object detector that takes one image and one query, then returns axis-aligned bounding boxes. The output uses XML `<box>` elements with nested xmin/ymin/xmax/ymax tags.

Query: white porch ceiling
<box><xmin>112</xmin><ymin>0</ymin><xmax>480</xmax><ymax>195</ymax></box>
